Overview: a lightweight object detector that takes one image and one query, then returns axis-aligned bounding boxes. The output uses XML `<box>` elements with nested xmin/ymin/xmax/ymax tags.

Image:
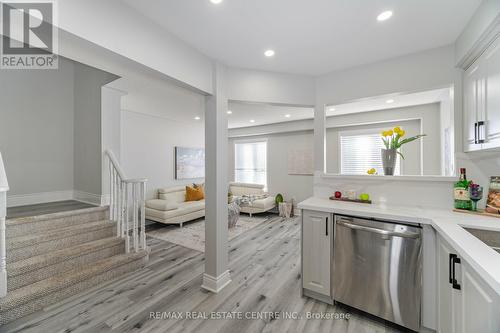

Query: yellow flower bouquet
<box><xmin>380</xmin><ymin>126</ymin><xmax>426</xmax><ymax>175</ymax></box>
<box><xmin>381</xmin><ymin>126</ymin><xmax>426</xmax><ymax>160</ymax></box>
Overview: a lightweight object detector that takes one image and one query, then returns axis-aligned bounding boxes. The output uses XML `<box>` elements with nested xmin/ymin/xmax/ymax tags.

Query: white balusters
<box><xmin>0</xmin><ymin>152</ymin><xmax>9</xmax><ymax>298</ymax></box>
<box><xmin>105</xmin><ymin>150</ymin><xmax>147</xmax><ymax>253</ymax></box>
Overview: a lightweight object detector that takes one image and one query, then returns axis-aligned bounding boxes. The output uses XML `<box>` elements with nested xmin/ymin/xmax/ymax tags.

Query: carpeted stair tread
<box><xmin>6</xmin><ymin>206</ymin><xmax>108</xmax><ymax>225</ymax></box>
<box><xmin>8</xmin><ymin>237</ymin><xmax>125</xmax><ymax>278</ymax></box>
<box><xmin>0</xmin><ymin>250</ymin><xmax>149</xmax><ymax>312</ymax></box>
<box><xmin>6</xmin><ymin>206</ymin><xmax>110</xmax><ymax>238</ymax></box>
<box><xmin>7</xmin><ymin>220</ymin><xmax>115</xmax><ymax>250</ymax></box>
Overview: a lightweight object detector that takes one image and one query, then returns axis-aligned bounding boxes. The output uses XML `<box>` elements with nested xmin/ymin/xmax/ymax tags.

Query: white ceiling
<box><xmin>122</xmin><ymin>0</ymin><xmax>480</xmax><ymax>75</ymax></box>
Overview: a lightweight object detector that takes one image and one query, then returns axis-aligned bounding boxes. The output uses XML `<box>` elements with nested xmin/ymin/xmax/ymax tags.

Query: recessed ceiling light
<box><xmin>377</xmin><ymin>10</ymin><xmax>393</xmax><ymax>21</ymax></box>
<box><xmin>264</xmin><ymin>49</ymin><xmax>275</xmax><ymax>57</ymax></box>
<box><xmin>194</xmin><ymin>116</ymin><xmax>201</xmax><ymax>120</ymax></box>
<box><xmin>210</xmin><ymin>0</ymin><xmax>223</xmax><ymax>4</ymax></box>
<box><xmin>227</xmin><ymin>110</ymin><xmax>232</xmax><ymax>114</ymax></box>
<box><xmin>386</xmin><ymin>99</ymin><xmax>395</xmax><ymax>104</ymax></box>
<box><xmin>284</xmin><ymin>114</ymin><xmax>291</xmax><ymax>118</ymax></box>
<box><xmin>329</xmin><ymin>107</ymin><xmax>336</xmax><ymax>111</ymax></box>
<box><xmin>249</xmin><ymin>119</ymin><xmax>255</xmax><ymax>123</ymax></box>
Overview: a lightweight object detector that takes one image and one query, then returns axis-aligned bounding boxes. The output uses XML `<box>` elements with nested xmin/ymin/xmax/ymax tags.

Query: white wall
<box><xmin>316</xmin><ymin>45</ymin><xmax>458</xmax><ymax>105</ymax></box>
<box><xmin>227</xmin><ymin>67</ymin><xmax>315</xmax><ymax>106</ymax></box>
<box><xmin>0</xmin><ymin>57</ymin><xmax>75</xmax><ymax>197</ymax></box>
<box><xmin>121</xmin><ymin>111</ymin><xmax>205</xmax><ymax>199</ymax></box>
<box><xmin>326</xmin><ymin>103</ymin><xmax>441</xmax><ymax>175</ymax></box>
<box><xmin>228</xmin><ymin>131</ymin><xmax>314</xmax><ymax>204</ymax></box>
<box><xmin>116</xmin><ymin>77</ymin><xmax>206</xmax><ymax>200</ymax></box>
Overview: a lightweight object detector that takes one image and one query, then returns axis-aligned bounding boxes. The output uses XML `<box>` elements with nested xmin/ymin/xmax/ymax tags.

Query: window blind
<box><xmin>340</xmin><ymin>133</ymin><xmax>400</xmax><ymax>175</ymax></box>
<box><xmin>234</xmin><ymin>141</ymin><xmax>267</xmax><ymax>187</ymax></box>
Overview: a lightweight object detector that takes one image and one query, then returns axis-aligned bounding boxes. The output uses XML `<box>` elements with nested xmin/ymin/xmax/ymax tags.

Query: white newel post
<box><xmin>0</xmin><ymin>152</ymin><xmax>9</xmax><ymax>298</ymax></box>
<box><xmin>202</xmin><ymin>62</ymin><xmax>231</xmax><ymax>293</ymax></box>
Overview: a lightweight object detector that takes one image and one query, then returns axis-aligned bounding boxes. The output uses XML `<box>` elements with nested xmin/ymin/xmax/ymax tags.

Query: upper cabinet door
<box><xmin>463</xmin><ymin>64</ymin><xmax>480</xmax><ymax>152</ymax></box>
<box><xmin>482</xmin><ymin>36</ymin><xmax>500</xmax><ymax>150</ymax></box>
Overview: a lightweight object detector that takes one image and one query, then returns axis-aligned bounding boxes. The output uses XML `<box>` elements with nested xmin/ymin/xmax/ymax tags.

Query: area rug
<box><xmin>147</xmin><ymin>214</ymin><xmax>283</xmax><ymax>252</ymax></box>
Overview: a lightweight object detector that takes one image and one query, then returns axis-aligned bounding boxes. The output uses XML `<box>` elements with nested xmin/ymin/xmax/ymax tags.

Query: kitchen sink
<box><xmin>464</xmin><ymin>228</ymin><xmax>500</xmax><ymax>254</ymax></box>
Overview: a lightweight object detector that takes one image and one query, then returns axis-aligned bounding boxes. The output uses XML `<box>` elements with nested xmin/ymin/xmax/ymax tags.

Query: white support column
<box><xmin>202</xmin><ymin>62</ymin><xmax>231</xmax><ymax>293</ymax></box>
<box><xmin>313</xmin><ymin>104</ymin><xmax>326</xmax><ymax>174</ymax></box>
<box><xmin>0</xmin><ymin>152</ymin><xmax>8</xmax><ymax>298</ymax></box>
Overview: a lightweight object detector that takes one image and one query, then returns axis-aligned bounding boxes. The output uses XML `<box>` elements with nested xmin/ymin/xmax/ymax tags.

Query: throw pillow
<box><xmin>185</xmin><ymin>185</ymin><xmax>205</xmax><ymax>201</ymax></box>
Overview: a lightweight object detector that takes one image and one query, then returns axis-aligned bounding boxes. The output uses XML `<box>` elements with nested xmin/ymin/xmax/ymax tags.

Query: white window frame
<box><xmin>338</xmin><ymin>127</ymin><xmax>403</xmax><ymax>175</ymax></box>
<box><xmin>233</xmin><ymin>138</ymin><xmax>268</xmax><ymax>189</ymax></box>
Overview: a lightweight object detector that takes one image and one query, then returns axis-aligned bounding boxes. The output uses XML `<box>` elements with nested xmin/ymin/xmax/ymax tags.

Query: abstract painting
<box><xmin>175</xmin><ymin>147</ymin><xmax>205</xmax><ymax>179</ymax></box>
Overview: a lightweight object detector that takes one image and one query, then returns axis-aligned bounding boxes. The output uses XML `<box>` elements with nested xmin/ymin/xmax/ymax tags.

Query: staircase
<box><xmin>0</xmin><ymin>206</ymin><xmax>149</xmax><ymax>324</ymax></box>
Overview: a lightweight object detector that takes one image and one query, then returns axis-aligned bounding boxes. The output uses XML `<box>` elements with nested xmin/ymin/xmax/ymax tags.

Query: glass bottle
<box><xmin>454</xmin><ymin>168</ymin><xmax>472</xmax><ymax>210</ymax></box>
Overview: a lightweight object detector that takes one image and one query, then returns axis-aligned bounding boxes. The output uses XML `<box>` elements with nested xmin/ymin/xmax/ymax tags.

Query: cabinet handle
<box><xmin>325</xmin><ymin>217</ymin><xmax>328</xmax><ymax>236</ymax></box>
<box><xmin>449</xmin><ymin>253</ymin><xmax>455</xmax><ymax>284</ymax></box>
<box><xmin>477</xmin><ymin>121</ymin><xmax>485</xmax><ymax>144</ymax></box>
<box><xmin>474</xmin><ymin>122</ymin><xmax>478</xmax><ymax>144</ymax></box>
<box><xmin>452</xmin><ymin>255</ymin><xmax>461</xmax><ymax>290</ymax></box>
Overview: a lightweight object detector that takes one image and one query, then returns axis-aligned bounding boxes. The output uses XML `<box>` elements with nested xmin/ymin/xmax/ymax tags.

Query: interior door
<box><xmin>302</xmin><ymin>210</ymin><xmax>331</xmax><ymax>296</ymax></box>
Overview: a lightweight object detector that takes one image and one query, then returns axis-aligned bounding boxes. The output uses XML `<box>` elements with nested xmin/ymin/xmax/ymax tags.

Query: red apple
<box><xmin>334</xmin><ymin>191</ymin><xmax>342</xmax><ymax>199</ymax></box>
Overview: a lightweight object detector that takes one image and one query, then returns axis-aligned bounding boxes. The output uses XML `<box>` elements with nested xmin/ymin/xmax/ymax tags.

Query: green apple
<box><xmin>360</xmin><ymin>193</ymin><xmax>370</xmax><ymax>201</ymax></box>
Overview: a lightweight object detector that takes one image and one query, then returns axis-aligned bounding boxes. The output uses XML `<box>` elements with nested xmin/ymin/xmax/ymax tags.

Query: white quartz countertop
<box><xmin>298</xmin><ymin>197</ymin><xmax>500</xmax><ymax>295</ymax></box>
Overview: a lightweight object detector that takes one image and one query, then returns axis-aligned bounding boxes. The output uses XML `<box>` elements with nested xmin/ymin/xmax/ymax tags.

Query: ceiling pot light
<box><xmin>210</xmin><ymin>0</ymin><xmax>223</xmax><ymax>4</ymax></box>
<box><xmin>329</xmin><ymin>107</ymin><xmax>336</xmax><ymax>112</ymax></box>
<box><xmin>386</xmin><ymin>99</ymin><xmax>395</xmax><ymax>104</ymax></box>
<box><xmin>194</xmin><ymin>116</ymin><xmax>201</xmax><ymax>120</ymax></box>
<box><xmin>249</xmin><ymin>119</ymin><xmax>255</xmax><ymax>123</ymax></box>
<box><xmin>227</xmin><ymin>110</ymin><xmax>232</xmax><ymax>114</ymax></box>
<box><xmin>377</xmin><ymin>10</ymin><xmax>393</xmax><ymax>21</ymax></box>
<box><xmin>264</xmin><ymin>49</ymin><xmax>275</xmax><ymax>57</ymax></box>
<box><xmin>285</xmin><ymin>114</ymin><xmax>291</xmax><ymax>118</ymax></box>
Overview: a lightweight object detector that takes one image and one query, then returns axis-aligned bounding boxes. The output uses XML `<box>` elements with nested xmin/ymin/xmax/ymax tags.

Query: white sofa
<box><xmin>229</xmin><ymin>182</ymin><xmax>276</xmax><ymax>217</ymax></box>
<box><xmin>145</xmin><ymin>186</ymin><xmax>205</xmax><ymax>227</ymax></box>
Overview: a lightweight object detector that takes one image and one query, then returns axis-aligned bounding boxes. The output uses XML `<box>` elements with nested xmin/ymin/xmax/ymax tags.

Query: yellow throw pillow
<box><xmin>185</xmin><ymin>185</ymin><xmax>204</xmax><ymax>201</ymax></box>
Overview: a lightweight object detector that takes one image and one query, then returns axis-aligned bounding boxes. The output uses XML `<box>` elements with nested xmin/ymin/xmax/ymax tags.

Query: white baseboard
<box><xmin>7</xmin><ymin>190</ymin><xmax>74</xmax><ymax>207</ymax></box>
<box><xmin>73</xmin><ymin>191</ymin><xmax>105</xmax><ymax>206</ymax></box>
<box><xmin>201</xmin><ymin>270</ymin><xmax>231</xmax><ymax>293</ymax></box>
<box><xmin>7</xmin><ymin>190</ymin><xmax>106</xmax><ymax>207</ymax></box>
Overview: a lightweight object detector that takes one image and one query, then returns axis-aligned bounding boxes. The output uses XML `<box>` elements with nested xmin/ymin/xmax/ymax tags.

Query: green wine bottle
<box><xmin>454</xmin><ymin>168</ymin><xmax>472</xmax><ymax>210</ymax></box>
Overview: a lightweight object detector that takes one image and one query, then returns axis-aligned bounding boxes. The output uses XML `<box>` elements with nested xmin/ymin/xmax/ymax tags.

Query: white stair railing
<box><xmin>0</xmin><ymin>152</ymin><xmax>9</xmax><ymax>298</ymax></box>
<box><xmin>105</xmin><ymin>150</ymin><xmax>147</xmax><ymax>253</ymax></box>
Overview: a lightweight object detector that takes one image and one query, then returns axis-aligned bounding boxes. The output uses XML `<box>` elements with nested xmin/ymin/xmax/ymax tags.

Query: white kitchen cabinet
<box><xmin>482</xmin><ymin>35</ymin><xmax>500</xmax><ymax>150</ymax></box>
<box><xmin>301</xmin><ymin>210</ymin><xmax>332</xmax><ymax>298</ymax></box>
<box><xmin>437</xmin><ymin>235</ymin><xmax>500</xmax><ymax>333</ymax></box>
<box><xmin>463</xmin><ymin>35</ymin><xmax>500</xmax><ymax>152</ymax></box>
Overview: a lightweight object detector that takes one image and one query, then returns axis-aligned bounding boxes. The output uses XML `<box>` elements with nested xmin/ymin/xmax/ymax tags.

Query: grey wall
<box><xmin>73</xmin><ymin>62</ymin><xmax>117</xmax><ymax>196</ymax></box>
<box><xmin>0</xmin><ymin>57</ymin><xmax>117</xmax><ymax>200</ymax></box>
<box><xmin>228</xmin><ymin>131</ymin><xmax>314</xmax><ymax>204</ymax></box>
<box><xmin>0</xmin><ymin>58</ymin><xmax>75</xmax><ymax>195</ymax></box>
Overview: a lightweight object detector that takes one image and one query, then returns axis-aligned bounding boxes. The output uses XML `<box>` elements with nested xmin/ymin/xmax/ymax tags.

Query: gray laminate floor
<box><xmin>1</xmin><ymin>217</ymin><xmax>406</xmax><ymax>333</ymax></box>
<box><xmin>6</xmin><ymin>200</ymin><xmax>96</xmax><ymax>219</ymax></box>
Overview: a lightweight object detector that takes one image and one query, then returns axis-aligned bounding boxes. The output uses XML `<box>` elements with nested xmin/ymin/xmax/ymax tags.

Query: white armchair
<box><xmin>229</xmin><ymin>182</ymin><xmax>276</xmax><ymax>217</ymax></box>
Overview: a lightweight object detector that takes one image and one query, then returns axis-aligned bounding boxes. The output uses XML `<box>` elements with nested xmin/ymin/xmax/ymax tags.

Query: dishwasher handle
<box><xmin>336</xmin><ymin>219</ymin><xmax>420</xmax><ymax>239</ymax></box>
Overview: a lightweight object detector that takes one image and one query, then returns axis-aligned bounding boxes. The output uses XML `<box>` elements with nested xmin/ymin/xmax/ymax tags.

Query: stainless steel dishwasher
<box><xmin>332</xmin><ymin>215</ymin><xmax>422</xmax><ymax>332</ymax></box>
